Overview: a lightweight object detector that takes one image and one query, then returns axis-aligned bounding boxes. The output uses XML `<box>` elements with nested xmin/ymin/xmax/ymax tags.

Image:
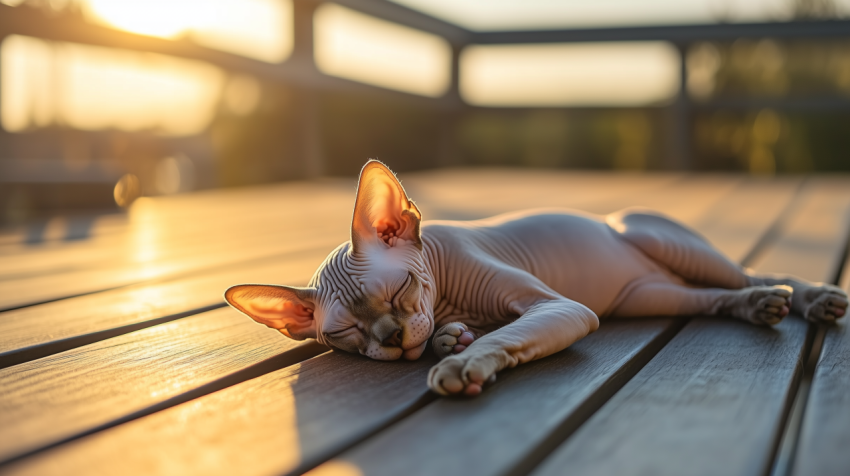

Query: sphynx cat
<box><xmin>225</xmin><ymin>161</ymin><xmax>848</xmax><ymax>397</ymax></box>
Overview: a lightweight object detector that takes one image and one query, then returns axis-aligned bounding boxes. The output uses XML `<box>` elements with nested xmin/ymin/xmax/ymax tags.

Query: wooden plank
<box><xmin>0</xmin><ymin>175</ymin><xmax>779</xmax><ymax>476</ymax></box>
<box><xmin>690</xmin><ymin>177</ymin><xmax>801</xmax><ymax>265</ymax></box>
<box><xmin>0</xmin><ymin>213</ymin><xmax>127</xmax><ymax>248</ymax></box>
<box><xmin>401</xmin><ymin>168</ymin><xmax>685</xmax><ymax>220</ymax></box>
<box><xmin>0</xmin><ymin>307</ymin><xmax>326</xmax><ymax>463</ymax></box>
<box><xmin>791</xmin><ymin>178</ymin><xmax>850</xmax><ymax>476</ymax></box>
<box><xmin>0</xmin><ymin>181</ymin><xmax>351</xmax><ymax>268</ymax></box>
<box><xmin>0</xmin><ymin>234</ymin><xmax>342</xmax><ymax>311</ymax></box>
<box><xmin>0</xmin><ymin>203</ymin><xmax>352</xmax><ymax>310</ymax></box>
<box><xmin>529</xmin><ymin>177</ymin><xmax>850</xmax><ymax>476</ymax></box>
<box><xmin>402</xmin><ymin>170</ymin><xmax>745</xmax><ymax>223</ymax></box>
<box><xmin>0</xmin><ymin>248</ymin><xmax>329</xmax><ymax>368</ymax></box>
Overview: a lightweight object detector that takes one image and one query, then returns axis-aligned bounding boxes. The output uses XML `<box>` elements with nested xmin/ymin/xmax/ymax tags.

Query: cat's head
<box><xmin>225</xmin><ymin>160</ymin><xmax>434</xmax><ymax>361</ymax></box>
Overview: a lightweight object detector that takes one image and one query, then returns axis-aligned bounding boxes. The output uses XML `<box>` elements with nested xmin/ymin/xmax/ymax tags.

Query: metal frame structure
<box><xmin>1</xmin><ymin>0</ymin><xmax>849</xmax><ymax>173</ymax></box>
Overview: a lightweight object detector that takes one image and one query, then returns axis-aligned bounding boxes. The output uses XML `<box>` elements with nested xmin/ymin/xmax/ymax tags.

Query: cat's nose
<box><xmin>381</xmin><ymin>328</ymin><xmax>403</xmax><ymax>347</ymax></box>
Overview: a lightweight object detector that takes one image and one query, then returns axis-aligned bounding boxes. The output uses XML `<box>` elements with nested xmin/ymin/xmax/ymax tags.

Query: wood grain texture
<box><xmin>0</xmin><ymin>181</ymin><xmax>353</xmax><ymax>276</ymax></box>
<box><xmin>689</xmin><ymin>177</ymin><xmax>801</xmax><ymax>265</ymax></box>
<box><xmin>791</xmin><ymin>181</ymin><xmax>850</xmax><ymax>476</ymax></box>
<box><xmin>0</xmin><ymin>248</ymin><xmax>329</xmax><ymax>368</ymax></box>
<box><xmin>2</xmin><ymin>352</ymin><xmax>438</xmax><ymax>476</ymax></box>
<box><xmin>0</xmin><ymin>182</ymin><xmax>355</xmax><ymax>310</ymax></box>
<box><xmin>756</xmin><ymin>177</ymin><xmax>850</xmax><ymax>283</ymax></box>
<box><xmin>312</xmin><ymin>319</ymin><xmax>680</xmax><ymax>476</ymax></box>
<box><xmin>0</xmin><ymin>221</ymin><xmax>349</xmax><ymax>311</ymax></box>
<box><xmin>0</xmin><ymin>307</ymin><xmax>322</xmax><ymax>463</ymax></box>
<box><xmin>530</xmin><ymin>178</ymin><xmax>850</xmax><ymax>476</ymax></box>
<box><xmin>792</xmin><ymin>320</ymin><xmax>850</xmax><ymax>476</ymax></box>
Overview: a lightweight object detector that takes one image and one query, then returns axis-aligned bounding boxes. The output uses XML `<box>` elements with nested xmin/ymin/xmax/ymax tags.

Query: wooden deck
<box><xmin>0</xmin><ymin>169</ymin><xmax>848</xmax><ymax>476</ymax></box>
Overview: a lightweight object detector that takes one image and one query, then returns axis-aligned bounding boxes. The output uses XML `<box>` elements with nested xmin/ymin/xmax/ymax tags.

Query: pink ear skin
<box><xmin>351</xmin><ymin>160</ymin><xmax>422</xmax><ymax>252</ymax></box>
<box><xmin>224</xmin><ymin>284</ymin><xmax>317</xmax><ymax>340</ymax></box>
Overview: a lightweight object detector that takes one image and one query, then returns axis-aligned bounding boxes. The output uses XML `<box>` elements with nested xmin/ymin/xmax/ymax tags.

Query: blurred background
<box><xmin>1</xmin><ymin>0</ymin><xmax>849</xmax><ymax>225</ymax></box>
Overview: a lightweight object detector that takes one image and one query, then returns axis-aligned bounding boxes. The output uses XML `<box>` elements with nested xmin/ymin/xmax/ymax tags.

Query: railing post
<box><xmin>670</xmin><ymin>41</ymin><xmax>692</xmax><ymax>170</ymax></box>
<box><xmin>436</xmin><ymin>42</ymin><xmax>465</xmax><ymax>167</ymax></box>
<box><xmin>292</xmin><ymin>0</ymin><xmax>324</xmax><ymax>178</ymax></box>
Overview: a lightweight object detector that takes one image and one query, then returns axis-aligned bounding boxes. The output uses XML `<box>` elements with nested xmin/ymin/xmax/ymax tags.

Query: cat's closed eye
<box><xmin>391</xmin><ymin>273</ymin><xmax>414</xmax><ymax>309</ymax></box>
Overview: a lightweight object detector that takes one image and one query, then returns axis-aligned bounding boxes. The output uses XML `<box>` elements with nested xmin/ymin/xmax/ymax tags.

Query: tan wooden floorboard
<box><xmin>0</xmin><ymin>188</ymin><xmax>355</xmax><ymax>310</ymax></box>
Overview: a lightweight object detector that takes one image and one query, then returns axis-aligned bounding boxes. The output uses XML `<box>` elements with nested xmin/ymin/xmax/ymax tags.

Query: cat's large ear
<box><xmin>351</xmin><ymin>160</ymin><xmax>422</xmax><ymax>252</ymax></box>
<box><xmin>224</xmin><ymin>284</ymin><xmax>317</xmax><ymax>340</ymax></box>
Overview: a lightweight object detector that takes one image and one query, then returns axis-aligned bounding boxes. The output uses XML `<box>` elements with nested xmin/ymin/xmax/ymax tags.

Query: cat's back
<box><xmin>422</xmin><ymin>209</ymin><xmax>664</xmax><ymax>315</ymax></box>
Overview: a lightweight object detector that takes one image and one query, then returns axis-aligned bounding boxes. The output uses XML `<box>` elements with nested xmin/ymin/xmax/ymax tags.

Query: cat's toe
<box><xmin>428</xmin><ymin>356</ymin><xmax>467</xmax><ymax>395</ymax></box>
<box><xmin>453</xmin><ymin>331</ymin><xmax>475</xmax><ymax>354</ymax></box>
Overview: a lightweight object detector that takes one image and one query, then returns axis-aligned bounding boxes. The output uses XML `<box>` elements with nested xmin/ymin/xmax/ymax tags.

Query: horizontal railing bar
<box><xmin>472</xmin><ymin>19</ymin><xmax>850</xmax><ymax>44</ymax></box>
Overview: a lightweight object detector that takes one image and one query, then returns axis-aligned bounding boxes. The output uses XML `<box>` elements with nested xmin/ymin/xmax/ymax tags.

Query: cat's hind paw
<box><xmin>804</xmin><ymin>285</ymin><xmax>848</xmax><ymax>323</ymax></box>
<box><xmin>432</xmin><ymin>322</ymin><xmax>475</xmax><ymax>359</ymax></box>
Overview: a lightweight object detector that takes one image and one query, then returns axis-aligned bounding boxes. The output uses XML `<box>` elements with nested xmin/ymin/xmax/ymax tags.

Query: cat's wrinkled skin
<box><xmin>225</xmin><ymin>160</ymin><xmax>849</xmax><ymax>397</ymax></box>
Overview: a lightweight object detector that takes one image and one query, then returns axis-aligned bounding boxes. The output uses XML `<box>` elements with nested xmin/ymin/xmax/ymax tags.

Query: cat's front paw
<box><xmin>432</xmin><ymin>322</ymin><xmax>475</xmax><ymax>359</ymax></box>
<box><xmin>804</xmin><ymin>285</ymin><xmax>848</xmax><ymax>323</ymax></box>
<box><xmin>427</xmin><ymin>348</ymin><xmax>500</xmax><ymax>397</ymax></box>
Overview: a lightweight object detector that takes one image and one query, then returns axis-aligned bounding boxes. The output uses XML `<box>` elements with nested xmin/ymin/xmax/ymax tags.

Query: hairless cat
<box><xmin>225</xmin><ymin>161</ymin><xmax>848</xmax><ymax>396</ymax></box>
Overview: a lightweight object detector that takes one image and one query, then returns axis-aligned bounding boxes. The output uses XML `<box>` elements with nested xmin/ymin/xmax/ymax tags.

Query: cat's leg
<box><xmin>432</xmin><ymin>322</ymin><xmax>476</xmax><ymax>359</ymax></box>
<box><xmin>607</xmin><ymin>209</ymin><xmax>848</xmax><ymax>321</ymax></box>
<box><xmin>428</xmin><ymin>264</ymin><xmax>599</xmax><ymax>397</ymax></box>
<box><xmin>746</xmin><ymin>273</ymin><xmax>847</xmax><ymax>323</ymax></box>
<box><xmin>607</xmin><ymin>208</ymin><xmax>750</xmax><ymax>289</ymax></box>
<box><xmin>609</xmin><ymin>280</ymin><xmax>793</xmax><ymax>326</ymax></box>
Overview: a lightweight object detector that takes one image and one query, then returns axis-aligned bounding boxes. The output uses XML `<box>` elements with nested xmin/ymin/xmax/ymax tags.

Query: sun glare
<box><xmin>83</xmin><ymin>0</ymin><xmax>293</xmax><ymax>63</ymax></box>
<box><xmin>1</xmin><ymin>35</ymin><xmax>224</xmax><ymax>135</ymax></box>
<box><xmin>460</xmin><ymin>42</ymin><xmax>681</xmax><ymax>107</ymax></box>
<box><xmin>314</xmin><ymin>3</ymin><xmax>451</xmax><ymax>97</ymax></box>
